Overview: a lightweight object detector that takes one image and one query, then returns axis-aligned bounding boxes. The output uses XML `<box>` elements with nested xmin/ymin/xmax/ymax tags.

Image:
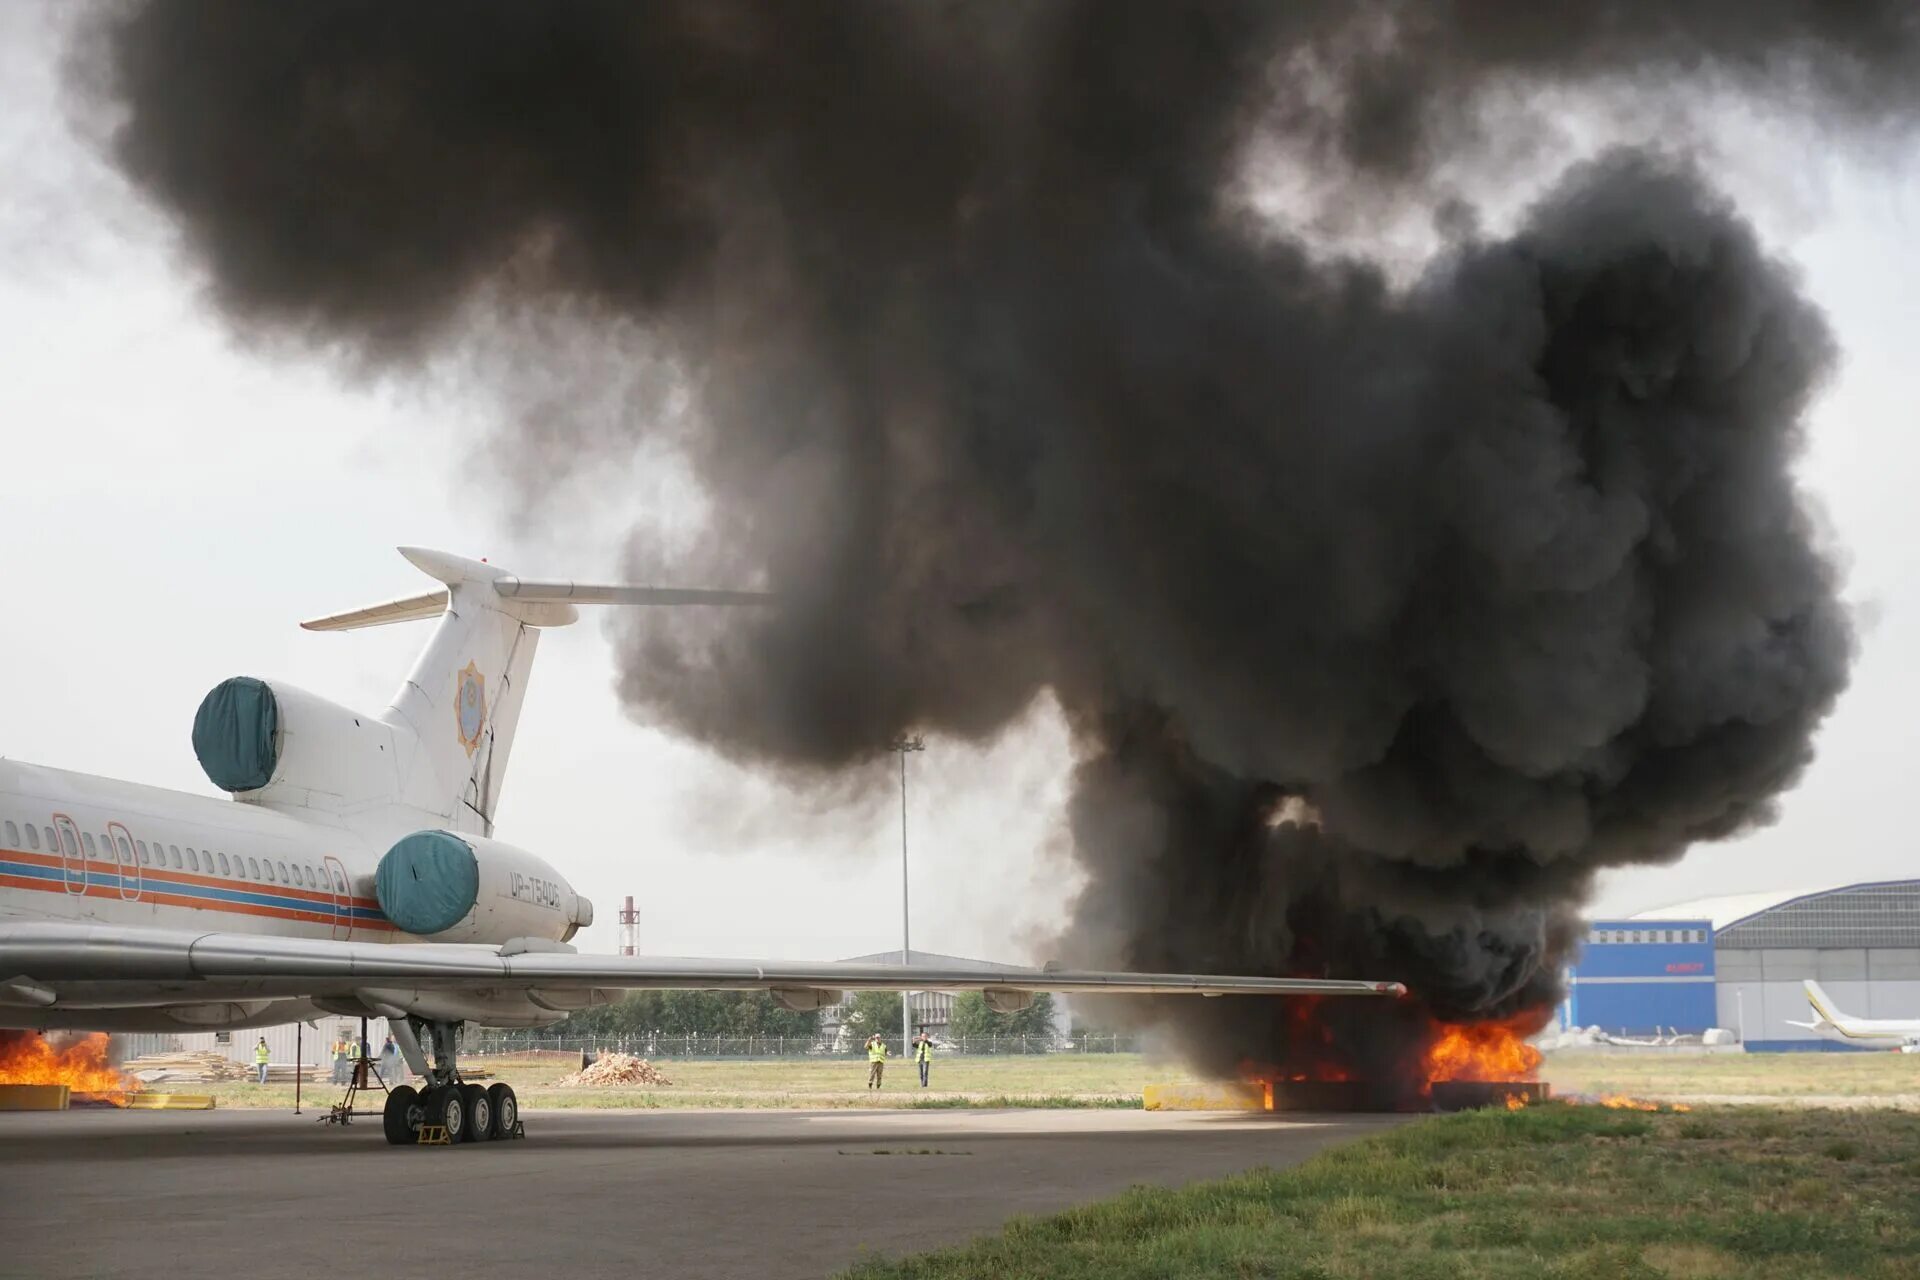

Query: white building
<box><xmin>1632</xmin><ymin>879</ymin><xmax>1920</xmax><ymax>1050</ymax></box>
<box><xmin>824</xmin><ymin>948</ymin><xmax>1072</xmax><ymax>1045</ymax></box>
<box><xmin>121</xmin><ymin>1017</ymin><xmax>404</xmax><ymax>1069</ymax></box>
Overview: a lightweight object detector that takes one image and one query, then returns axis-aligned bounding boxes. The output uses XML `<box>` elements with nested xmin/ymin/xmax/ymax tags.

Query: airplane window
<box><xmin>302</xmin><ymin>866</ymin><xmax>316</xmax><ymax>888</ymax></box>
<box><xmin>82</xmin><ymin>832</ymin><xmax>96</xmax><ymax>856</ymax></box>
<box><xmin>135</xmin><ymin>840</ymin><xmax>148</xmax><ymax>865</ymax></box>
<box><xmin>276</xmin><ymin>861</ymin><xmax>289</xmax><ymax>883</ymax></box>
<box><xmin>247</xmin><ymin>857</ymin><xmax>260</xmax><ymax>879</ymax></box>
<box><xmin>57</xmin><ymin>827</ymin><xmax>76</xmax><ymax>856</ymax></box>
<box><xmin>171</xmin><ymin>847</ymin><xmax>183</xmax><ymax>869</ymax></box>
<box><xmin>184</xmin><ymin>848</ymin><xmax>197</xmax><ymax>872</ymax></box>
<box><xmin>24</xmin><ymin>824</ymin><xmax>38</xmax><ymax>851</ymax></box>
<box><xmin>333</xmin><ymin>870</ymin><xmax>347</xmax><ymax>893</ymax></box>
<box><xmin>3</xmin><ymin>821</ymin><xmax>15</xmax><ymax>847</ymax></box>
<box><xmin>113</xmin><ymin>835</ymin><xmax>129</xmax><ymax>859</ymax></box>
<box><xmin>218</xmin><ymin>852</ymin><xmax>232</xmax><ymax>875</ymax></box>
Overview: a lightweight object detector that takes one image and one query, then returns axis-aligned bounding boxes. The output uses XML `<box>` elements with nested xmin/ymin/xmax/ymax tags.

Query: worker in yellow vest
<box><xmin>330</xmin><ymin>1037</ymin><xmax>349</xmax><ymax>1085</ymax></box>
<box><xmin>346</xmin><ymin>1033</ymin><xmax>363</xmax><ymax>1086</ymax></box>
<box><xmin>865</xmin><ymin>1033</ymin><xmax>888</xmax><ymax>1090</ymax></box>
<box><xmin>253</xmin><ymin>1037</ymin><xmax>270</xmax><ymax>1085</ymax></box>
<box><xmin>913</xmin><ymin>1026</ymin><xmax>933</xmax><ymax>1088</ymax></box>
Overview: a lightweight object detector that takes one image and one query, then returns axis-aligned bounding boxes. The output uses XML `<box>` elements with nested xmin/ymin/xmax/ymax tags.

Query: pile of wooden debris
<box><xmin>555</xmin><ymin>1053</ymin><xmax>672</xmax><ymax>1087</ymax></box>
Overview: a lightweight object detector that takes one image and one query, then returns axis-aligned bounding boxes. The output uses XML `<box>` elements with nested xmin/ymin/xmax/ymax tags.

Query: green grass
<box><xmin>1542</xmin><ymin>1050</ymin><xmax>1920</xmax><ymax>1101</ymax></box>
<box><xmin>198</xmin><ymin>1053</ymin><xmax>1196</xmax><ymax>1110</ymax></box>
<box><xmin>836</xmin><ymin>1104</ymin><xmax>1920</xmax><ymax>1279</ymax></box>
<box><xmin>191</xmin><ymin>1049</ymin><xmax>1920</xmax><ymax>1111</ymax></box>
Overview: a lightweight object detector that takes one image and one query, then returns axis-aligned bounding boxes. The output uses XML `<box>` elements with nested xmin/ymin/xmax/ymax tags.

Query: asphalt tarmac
<box><xmin>0</xmin><ymin>1106</ymin><xmax>1406</xmax><ymax>1279</ymax></box>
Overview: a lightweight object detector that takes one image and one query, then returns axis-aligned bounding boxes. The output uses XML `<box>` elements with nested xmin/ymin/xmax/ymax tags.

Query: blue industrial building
<box><xmin>1564</xmin><ymin>880</ymin><xmax>1920</xmax><ymax>1050</ymax></box>
<box><xmin>1565</xmin><ymin>919</ymin><xmax>1715</xmax><ymax>1036</ymax></box>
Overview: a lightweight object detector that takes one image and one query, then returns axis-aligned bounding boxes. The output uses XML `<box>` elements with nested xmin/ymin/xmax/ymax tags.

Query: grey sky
<box><xmin>2</xmin><ymin>4</ymin><xmax>1915</xmax><ymax>963</ymax></box>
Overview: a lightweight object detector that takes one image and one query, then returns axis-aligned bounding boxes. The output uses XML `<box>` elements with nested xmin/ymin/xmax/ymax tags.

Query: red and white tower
<box><xmin>618</xmin><ymin>895</ymin><xmax>639</xmax><ymax>956</ymax></box>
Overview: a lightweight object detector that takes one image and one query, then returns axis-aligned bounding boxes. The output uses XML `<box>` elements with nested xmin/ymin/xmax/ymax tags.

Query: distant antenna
<box><xmin>619</xmin><ymin>895</ymin><xmax>639</xmax><ymax>957</ymax></box>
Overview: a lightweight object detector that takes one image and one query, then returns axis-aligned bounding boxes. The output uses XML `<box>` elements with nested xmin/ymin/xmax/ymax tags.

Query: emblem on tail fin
<box><xmin>456</xmin><ymin>660</ymin><xmax>486</xmax><ymax>755</ymax></box>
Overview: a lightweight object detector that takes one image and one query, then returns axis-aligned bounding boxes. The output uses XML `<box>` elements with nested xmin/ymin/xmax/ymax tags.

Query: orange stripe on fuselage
<box><xmin>1</xmin><ymin>845</ymin><xmax>380</xmax><ymax>911</ymax></box>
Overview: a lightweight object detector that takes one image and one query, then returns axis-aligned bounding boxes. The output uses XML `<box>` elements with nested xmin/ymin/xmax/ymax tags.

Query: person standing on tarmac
<box><xmin>913</xmin><ymin>1027</ymin><xmax>933</xmax><ymax>1088</ymax></box>
<box><xmin>379</xmin><ymin>1033</ymin><xmax>400</xmax><ymax>1082</ymax></box>
<box><xmin>865</xmin><ymin>1033</ymin><xmax>888</xmax><ymax>1089</ymax></box>
<box><xmin>253</xmin><ymin>1036</ymin><xmax>270</xmax><ymax>1084</ymax></box>
<box><xmin>329</xmin><ymin>1033</ymin><xmax>348</xmax><ymax>1085</ymax></box>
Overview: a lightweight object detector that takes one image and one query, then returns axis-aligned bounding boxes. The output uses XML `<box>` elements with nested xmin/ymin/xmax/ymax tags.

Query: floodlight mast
<box><xmin>890</xmin><ymin>735</ymin><xmax>926</xmax><ymax>1056</ymax></box>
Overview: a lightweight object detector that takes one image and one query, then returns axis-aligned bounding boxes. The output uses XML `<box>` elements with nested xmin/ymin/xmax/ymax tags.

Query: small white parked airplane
<box><xmin>1787</xmin><ymin>980</ymin><xmax>1920</xmax><ymax>1052</ymax></box>
<box><xmin>0</xmin><ymin>547</ymin><xmax>1403</xmax><ymax>1145</ymax></box>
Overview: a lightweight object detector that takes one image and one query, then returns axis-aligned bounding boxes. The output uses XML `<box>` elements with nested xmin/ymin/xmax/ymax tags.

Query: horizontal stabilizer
<box><xmin>494</xmin><ymin>577</ymin><xmax>772</xmax><ymax>607</ymax></box>
<box><xmin>300</xmin><ymin>589</ymin><xmax>450</xmax><ymax>632</ymax></box>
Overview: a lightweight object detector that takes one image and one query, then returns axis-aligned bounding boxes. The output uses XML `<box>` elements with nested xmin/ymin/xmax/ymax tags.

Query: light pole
<box><xmin>889</xmin><ymin>734</ymin><xmax>925</xmax><ymax>1056</ymax></box>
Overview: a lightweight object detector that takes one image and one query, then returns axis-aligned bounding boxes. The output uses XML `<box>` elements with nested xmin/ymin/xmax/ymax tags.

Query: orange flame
<box><xmin>0</xmin><ymin>1032</ymin><xmax>141</xmax><ymax>1101</ymax></box>
<box><xmin>1423</xmin><ymin>1017</ymin><xmax>1543</xmax><ymax>1084</ymax></box>
<box><xmin>1571</xmin><ymin>1093</ymin><xmax>1690</xmax><ymax>1113</ymax></box>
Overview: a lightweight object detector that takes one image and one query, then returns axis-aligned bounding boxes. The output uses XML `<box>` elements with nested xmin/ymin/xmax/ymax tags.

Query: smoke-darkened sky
<box><xmin>35</xmin><ymin>1</ymin><xmax>1920</xmax><ymax>1064</ymax></box>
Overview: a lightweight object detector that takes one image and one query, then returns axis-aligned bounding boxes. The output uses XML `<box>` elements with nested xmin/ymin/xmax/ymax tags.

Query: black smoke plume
<box><xmin>83</xmin><ymin>1</ymin><xmax>1888</xmax><ymax>1077</ymax></box>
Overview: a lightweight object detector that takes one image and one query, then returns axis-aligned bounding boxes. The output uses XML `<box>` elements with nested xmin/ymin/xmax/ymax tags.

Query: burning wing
<box><xmin>0</xmin><ymin>923</ymin><xmax>1404</xmax><ymax>1023</ymax></box>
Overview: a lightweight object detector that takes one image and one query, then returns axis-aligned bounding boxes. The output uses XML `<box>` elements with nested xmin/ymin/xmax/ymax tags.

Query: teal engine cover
<box><xmin>191</xmin><ymin>676</ymin><xmax>280</xmax><ymax>793</ymax></box>
<box><xmin>376</xmin><ymin>831</ymin><xmax>480</xmax><ymax>935</ymax></box>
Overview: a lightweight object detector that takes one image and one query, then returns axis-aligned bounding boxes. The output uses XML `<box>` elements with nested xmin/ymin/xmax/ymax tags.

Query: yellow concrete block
<box><xmin>1143</xmin><ymin>1081</ymin><xmax>1266</xmax><ymax>1111</ymax></box>
<box><xmin>124</xmin><ymin>1092</ymin><xmax>216</xmax><ymax>1111</ymax></box>
<box><xmin>0</xmin><ymin>1083</ymin><xmax>71</xmax><ymax>1111</ymax></box>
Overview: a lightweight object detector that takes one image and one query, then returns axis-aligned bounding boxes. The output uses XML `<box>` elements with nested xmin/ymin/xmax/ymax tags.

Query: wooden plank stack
<box><xmin>121</xmin><ymin>1051</ymin><xmax>318</xmax><ymax>1084</ymax></box>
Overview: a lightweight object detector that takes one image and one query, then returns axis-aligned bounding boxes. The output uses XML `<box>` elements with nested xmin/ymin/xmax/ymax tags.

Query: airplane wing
<box><xmin>0</xmin><ymin>923</ymin><xmax>1405</xmax><ymax>1022</ymax></box>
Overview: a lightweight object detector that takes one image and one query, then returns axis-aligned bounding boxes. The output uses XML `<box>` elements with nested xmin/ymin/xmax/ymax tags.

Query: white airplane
<box><xmin>1788</xmin><ymin>980</ymin><xmax>1920</xmax><ymax>1052</ymax></box>
<box><xmin>0</xmin><ymin>547</ymin><xmax>1404</xmax><ymax>1146</ymax></box>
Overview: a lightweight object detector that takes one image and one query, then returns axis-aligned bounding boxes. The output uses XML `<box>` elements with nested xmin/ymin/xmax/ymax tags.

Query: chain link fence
<box><xmin>460</xmin><ymin>1031</ymin><xmax>1145</xmax><ymax>1059</ymax></box>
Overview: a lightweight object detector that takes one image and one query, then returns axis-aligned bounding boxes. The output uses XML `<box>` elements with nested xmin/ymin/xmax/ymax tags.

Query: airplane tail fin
<box><xmin>302</xmin><ymin>548</ymin><xmax>769</xmax><ymax>835</ymax></box>
<box><xmin>1803</xmin><ymin>979</ymin><xmax>1853</xmax><ymax>1024</ymax></box>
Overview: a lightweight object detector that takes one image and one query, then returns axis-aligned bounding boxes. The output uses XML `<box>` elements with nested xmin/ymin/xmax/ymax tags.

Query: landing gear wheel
<box><xmin>426</xmin><ymin>1085</ymin><xmax>465</xmax><ymax>1143</ymax></box>
<box><xmin>461</xmin><ymin>1083</ymin><xmax>492</xmax><ymax>1143</ymax></box>
<box><xmin>487</xmin><ymin>1083</ymin><xmax>517</xmax><ymax>1139</ymax></box>
<box><xmin>382</xmin><ymin>1084</ymin><xmax>422</xmax><ymax>1146</ymax></box>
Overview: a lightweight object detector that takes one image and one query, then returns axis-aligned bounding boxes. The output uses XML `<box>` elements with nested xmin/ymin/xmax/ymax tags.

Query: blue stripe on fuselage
<box><xmin>0</xmin><ymin>855</ymin><xmax>389</xmax><ymax>922</ymax></box>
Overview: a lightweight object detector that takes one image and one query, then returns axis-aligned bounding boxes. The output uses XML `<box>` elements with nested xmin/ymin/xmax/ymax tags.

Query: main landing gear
<box><xmin>381</xmin><ymin>1016</ymin><xmax>522</xmax><ymax>1147</ymax></box>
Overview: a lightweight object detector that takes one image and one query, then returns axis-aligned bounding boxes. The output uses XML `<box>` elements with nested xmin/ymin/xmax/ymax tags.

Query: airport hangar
<box><xmin>1563</xmin><ymin>879</ymin><xmax>1920</xmax><ymax>1050</ymax></box>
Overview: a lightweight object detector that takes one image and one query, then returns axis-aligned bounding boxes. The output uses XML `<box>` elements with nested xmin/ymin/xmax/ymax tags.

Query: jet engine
<box><xmin>191</xmin><ymin>675</ymin><xmax>397</xmax><ymax>811</ymax></box>
<box><xmin>375</xmin><ymin>829</ymin><xmax>593</xmax><ymax>944</ymax></box>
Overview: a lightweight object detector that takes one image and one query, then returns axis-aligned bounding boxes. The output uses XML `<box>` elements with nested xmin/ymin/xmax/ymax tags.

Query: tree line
<box><xmin>538</xmin><ymin>989</ymin><xmax>1058</xmax><ymax>1041</ymax></box>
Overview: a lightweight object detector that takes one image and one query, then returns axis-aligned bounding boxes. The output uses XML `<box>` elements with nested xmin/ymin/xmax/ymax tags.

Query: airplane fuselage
<box><xmin>0</xmin><ymin>757</ymin><xmax>423</xmax><ymax>1030</ymax></box>
<box><xmin>0</xmin><ymin>757</ymin><xmax>403</xmax><ymax>941</ymax></box>
<box><xmin>1796</xmin><ymin>981</ymin><xmax>1920</xmax><ymax>1050</ymax></box>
